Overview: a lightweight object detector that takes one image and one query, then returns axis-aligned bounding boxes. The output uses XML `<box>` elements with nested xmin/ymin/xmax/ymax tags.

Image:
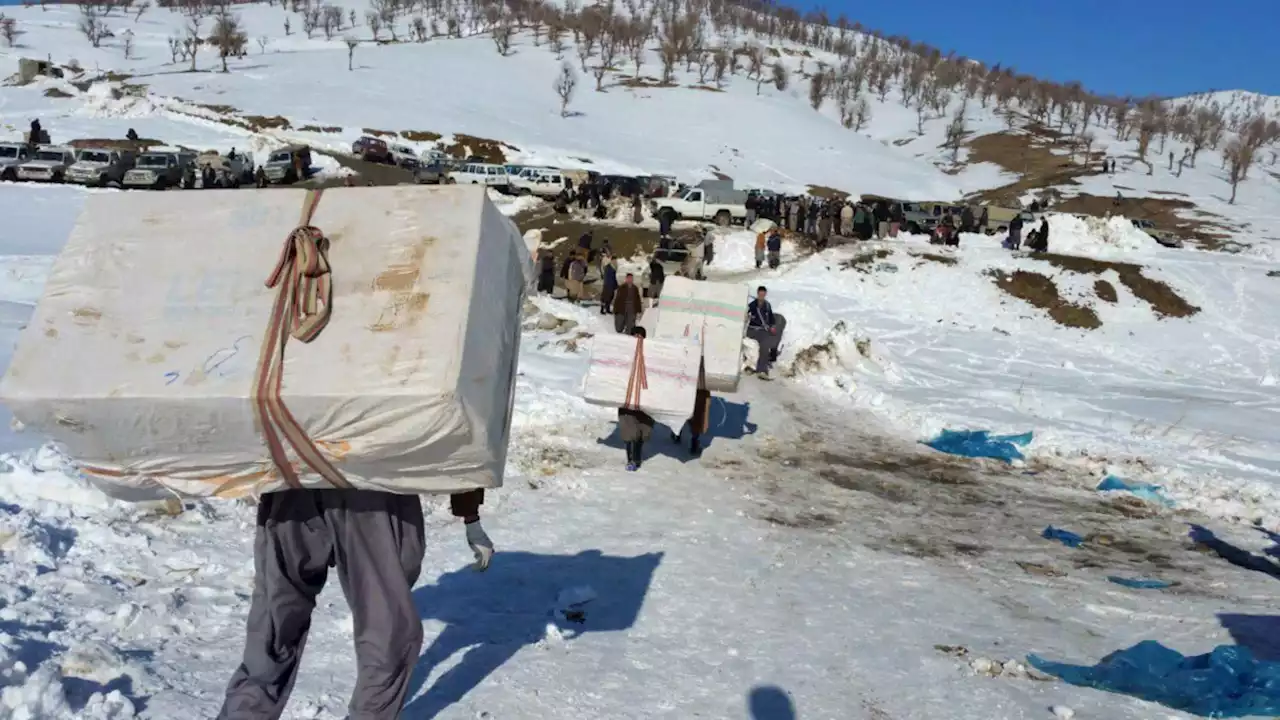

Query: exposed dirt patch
<box><xmin>806</xmin><ymin>184</ymin><xmax>849</xmax><ymax>199</ymax></box>
<box><xmin>1037</xmin><ymin>253</ymin><xmax>1200</xmax><ymax>318</ymax></box>
<box><xmin>298</xmin><ymin>124</ymin><xmax>342</xmax><ymax>133</ymax></box>
<box><xmin>617</xmin><ymin>76</ymin><xmax>678</xmax><ymax>90</ymax></box>
<box><xmin>913</xmin><ymin>252</ymin><xmax>957</xmax><ymax>266</ymax></box>
<box><xmin>1093</xmin><ymin>279</ymin><xmax>1118</xmax><ymax>303</ymax></box>
<box><xmin>990</xmin><ymin>269</ymin><xmax>1102</xmax><ymax>329</ymax></box>
<box><xmin>193</xmin><ymin>102</ymin><xmax>238</xmax><ymax>114</ymax></box>
<box><xmin>515</xmin><ymin>211</ymin><xmax>702</xmax><ymax>265</ymax></box>
<box><xmin>243</xmin><ymin>115</ymin><xmax>292</xmax><ymax>131</ymax></box>
<box><xmin>42</xmin><ymin>87</ymin><xmax>74</xmax><ymax>98</ymax></box>
<box><xmin>963</xmin><ymin>130</ymin><xmax>1102</xmax><ymax>207</ymax></box>
<box><xmin>1053</xmin><ymin>193</ymin><xmax>1235</xmax><ymax>251</ymax></box>
<box><xmin>891</xmin><ymin>137</ymin><xmax>915</xmax><ymax>147</ymax></box>
<box><xmin>400</xmin><ymin>130</ymin><xmax>442</xmax><ymax>142</ymax></box>
<box><xmin>787</xmin><ymin>321</ymin><xmax>850</xmax><ymax>378</ymax></box>
<box><xmin>442</xmin><ymin>133</ymin><xmax>519</xmax><ymax>164</ymax></box>
<box><xmin>840</xmin><ymin>248</ymin><xmax>892</xmax><ymax>272</ymax></box>
<box><xmin>1150</xmin><ymin>189</ymin><xmax>1190</xmax><ymax>197</ymax></box>
<box><xmin>687</xmin><ymin>84</ymin><xmax>725</xmax><ymax>93</ymax></box>
<box><xmin>68</xmin><ymin>138</ymin><xmax>164</xmax><ymax>151</ymax></box>
<box><xmin>361</xmin><ymin>128</ymin><xmax>396</xmax><ymax>137</ymax></box>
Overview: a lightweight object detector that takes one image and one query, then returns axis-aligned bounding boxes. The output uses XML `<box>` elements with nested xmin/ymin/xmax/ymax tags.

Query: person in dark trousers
<box><xmin>960</xmin><ymin>205</ymin><xmax>975</xmax><ymax>234</ymax></box>
<box><xmin>612</xmin><ymin>272</ymin><xmax>643</xmax><ymax>334</ymax></box>
<box><xmin>218</xmin><ymin>488</ymin><xmax>492</xmax><ymax>720</ymax></box>
<box><xmin>1027</xmin><ymin>218</ymin><xmax>1050</xmax><ymax>253</ymax></box>
<box><xmin>599</xmin><ymin>257</ymin><xmax>618</xmax><ymax>314</ymax></box>
<box><xmin>126</xmin><ymin>128</ymin><xmax>139</xmax><ymax>141</ymax></box>
<box><xmin>577</xmin><ymin>231</ymin><xmax>593</xmax><ymax>252</ymax></box>
<box><xmin>702</xmin><ymin>228</ymin><xmax>714</xmax><ymax>266</ymax></box>
<box><xmin>873</xmin><ymin>200</ymin><xmax>890</xmax><ymax>238</ymax></box>
<box><xmin>1004</xmin><ymin>214</ymin><xmax>1023</xmax><ymax>250</ymax></box>
<box><xmin>746</xmin><ymin>286</ymin><xmax>784</xmax><ymax>377</ymax></box>
<box><xmin>537</xmin><ymin>250</ymin><xmax>556</xmax><ymax>294</ymax></box>
<box><xmin>978</xmin><ymin>206</ymin><xmax>989</xmax><ymax>234</ymax></box>
<box><xmin>658</xmin><ymin>209</ymin><xmax>674</xmax><ymax>240</ymax></box>
<box><xmin>618</xmin><ymin>327</ymin><xmax>655</xmax><ymax>471</ymax></box>
<box><xmin>673</xmin><ymin>364</ymin><xmax>712</xmax><ymax>456</ymax></box>
<box><xmin>28</xmin><ymin>119</ymin><xmax>42</xmax><ymax>148</ymax></box>
<box><xmin>632</xmin><ymin>194</ymin><xmax>643</xmax><ymax>224</ymax></box>
<box><xmin>647</xmin><ymin>255</ymin><xmax>665</xmax><ymax>305</ymax></box>
<box><xmin>766</xmin><ymin>230</ymin><xmax>782</xmax><ymax>269</ymax></box>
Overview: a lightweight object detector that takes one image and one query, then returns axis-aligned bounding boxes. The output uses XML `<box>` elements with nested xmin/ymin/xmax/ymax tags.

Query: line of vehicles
<box><xmin>0</xmin><ymin>141</ymin><xmax>313</xmax><ymax>189</ymax></box>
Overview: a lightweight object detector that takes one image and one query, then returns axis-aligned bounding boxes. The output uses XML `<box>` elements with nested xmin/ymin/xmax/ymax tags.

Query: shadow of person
<box><xmin>1189</xmin><ymin>524</ymin><xmax>1280</xmax><ymax>581</ymax></box>
<box><xmin>404</xmin><ymin>549</ymin><xmax>663</xmax><ymax>718</ymax></box>
<box><xmin>748</xmin><ymin>685</ymin><xmax>797</xmax><ymax>720</ymax></box>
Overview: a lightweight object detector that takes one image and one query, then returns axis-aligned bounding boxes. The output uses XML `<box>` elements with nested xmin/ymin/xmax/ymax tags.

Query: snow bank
<box><xmin>1046</xmin><ymin>213</ymin><xmax>1156</xmax><ymax>258</ymax></box>
<box><xmin>487</xmin><ymin>189</ymin><xmax>543</xmax><ymax>217</ymax></box>
<box><xmin>707</xmin><ymin>229</ymin><xmax>798</xmax><ymax>275</ymax></box>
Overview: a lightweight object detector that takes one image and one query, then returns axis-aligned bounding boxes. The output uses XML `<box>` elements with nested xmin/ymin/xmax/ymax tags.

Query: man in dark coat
<box><xmin>599</xmin><ymin>259</ymin><xmax>618</xmax><ymax>315</ymax></box>
<box><xmin>765</xmin><ymin>231</ymin><xmax>782</xmax><ymax>269</ymax></box>
<box><xmin>537</xmin><ymin>250</ymin><xmax>556</xmax><ymax>294</ymax></box>
<box><xmin>647</xmin><ymin>256</ymin><xmax>665</xmax><ymax>304</ymax></box>
<box><xmin>746</xmin><ymin>286</ymin><xmax>784</xmax><ymax>377</ymax></box>
<box><xmin>1027</xmin><ymin>218</ymin><xmax>1050</xmax><ymax>252</ymax></box>
<box><xmin>28</xmin><ymin>119</ymin><xmax>42</xmax><ymax>148</ymax></box>
<box><xmin>577</xmin><ymin>232</ymin><xmax>593</xmax><ymax>252</ymax></box>
<box><xmin>960</xmin><ymin>206</ymin><xmax>975</xmax><ymax>233</ymax></box>
<box><xmin>658</xmin><ymin>210</ymin><xmax>674</xmax><ymax>239</ymax></box>
<box><xmin>1005</xmin><ymin>215</ymin><xmax>1024</xmax><ymax>250</ymax></box>
<box><xmin>612</xmin><ymin>272</ymin><xmax>643</xmax><ymax>334</ymax></box>
<box><xmin>617</xmin><ymin>327</ymin><xmax>656</xmax><ymax>471</ymax></box>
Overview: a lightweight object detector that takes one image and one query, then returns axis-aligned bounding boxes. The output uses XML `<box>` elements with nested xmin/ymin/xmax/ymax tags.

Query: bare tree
<box><xmin>712</xmin><ymin>47</ymin><xmax>727</xmax><ymax>88</ymax></box>
<box><xmin>852</xmin><ymin>94</ymin><xmax>871</xmax><ymax>131</ymax></box>
<box><xmin>122</xmin><ymin>28</ymin><xmax>134</xmax><ymax>57</ymax></box>
<box><xmin>79</xmin><ymin>5</ymin><xmax>106</xmax><ymax>48</ymax></box>
<box><xmin>548</xmin><ymin>22</ymin><xmax>565</xmax><ymax>58</ymax></box>
<box><xmin>1225</xmin><ymin>137</ymin><xmax>1255</xmax><ymax>204</ymax></box>
<box><xmin>185</xmin><ymin>17</ymin><xmax>202</xmax><ymax>71</ymax></box>
<box><xmin>1081</xmin><ymin>131</ymin><xmax>1096</xmax><ymax>166</ymax></box>
<box><xmin>626</xmin><ymin>21</ymin><xmax>644</xmax><ymax>76</ymax></box>
<box><xmin>302</xmin><ymin>4</ymin><xmax>320</xmax><ymax>38</ymax></box>
<box><xmin>372</xmin><ymin>0</ymin><xmax>398</xmax><ymax>40</ymax></box>
<box><xmin>133</xmin><ymin>0</ymin><xmax>149</xmax><ymax>21</ymax></box>
<box><xmin>554</xmin><ymin>61</ymin><xmax>577</xmax><ymax>117</ymax></box>
<box><xmin>283</xmin><ymin>16</ymin><xmax>291</xmax><ymax>35</ymax></box>
<box><xmin>593</xmin><ymin>18</ymin><xmax>620</xmax><ymax>90</ymax></box>
<box><xmin>808</xmin><ymin>69</ymin><xmax>827</xmax><ymax>110</ymax></box>
<box><xmin>0</xmin><ymin>17</ymin><xmax>16</xmax><ymax>48</ymax></box>
<box><xmin>745</xmin><ymin>43</ymin><xmax>763</xmax><ymax>80</ymax></box>
<box><xmin>209</xmin><ymin>9</ymin><xmax>246</xmax><ymax>72</ymax></box>
<box><xmin>167</xmin><ymin>35</ymin><xmax>181</xmax><ymax>62</ymax></box>
<box><xmin>770</xmin><ymin>61</ymin><xmax>787</xmax><ymax>91</ymax></box>
<box><xmin>945</xmin><ymin>100</ymin><xmax>967</xmax><ymax>161</ymax></box>
<box><xmin>492</xmin><ymin>16</ymin><xmax>512</xmax><ymax>54</ymax></box>
<box><xmin>338</xmin><ymin>35</ymin><xmax>356</xmax><ymax>69</ymax></box>
<box><xmin>321</xmin><ymin>5</ymin><xmax>342</xmax><ymax>39</ymax></box>
<box><xmin>365</xmin><ymin>10</ymin><xmax>381</xmax><ymax>39</ymax></box>
<box><xmin>411</xmin><ymin>15</ymin><xmax>427</xmax><ymax>42</ymax></box>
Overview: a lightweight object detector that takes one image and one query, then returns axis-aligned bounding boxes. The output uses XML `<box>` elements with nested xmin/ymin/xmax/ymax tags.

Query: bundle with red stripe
<box><xmin>581</xmin><ymin>333</ymin><xmax>699</xmax><ymax>423</ymax></box>
<box><xmin>0</xmin><ymin>185</ymin><xmax>529</xmax><ymax>500</ymax></box>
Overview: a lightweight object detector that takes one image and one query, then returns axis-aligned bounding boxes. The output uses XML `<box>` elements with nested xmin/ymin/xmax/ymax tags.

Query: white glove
<box><xmin>465</xmin><ymin>520</ymin><xmax>494</xmax><ymax>572</ymax></box>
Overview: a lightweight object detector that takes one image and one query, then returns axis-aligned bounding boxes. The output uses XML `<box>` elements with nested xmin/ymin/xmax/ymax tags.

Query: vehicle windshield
<box><xmin>0</xmin><ymin>146</ymin><xmax>17</xmax><ymax>158</ymax></box>
<box><xmin>137</xmin><ymin>155</ymin><xmax>169</xmax><ymax>168</ymax></box>
<box><xmin>269</xmin><ymin>151</ymin><xmax>293</xmax><ymax>163</ymax></box>
<box><xmin>36</xmin><ymin>151</ymin><xmax>66</xmax><ymax>162</ymax></box>
<box><xmin>77</xmin><ymin>150</ymin><xmax>110</xmax><ymax>163</ymax></box>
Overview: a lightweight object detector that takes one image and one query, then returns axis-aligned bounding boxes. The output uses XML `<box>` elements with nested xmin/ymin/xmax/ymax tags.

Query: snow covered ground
<box><xmin>3</xmin><ymin>3</ymin><xmax>1280</xmax><ymax>718</ymax></box>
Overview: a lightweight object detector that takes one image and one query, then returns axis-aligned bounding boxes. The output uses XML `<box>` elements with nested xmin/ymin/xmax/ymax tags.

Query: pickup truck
<box><xmin>66</xmin><ymin>147</ymin><xmax>136</xmax><ymax>187</ymax></box>
<box><xmin>0</xmin><ymin>143</ymin><xmax>32</xmax><ymax>181</ymax></box>
<box><xmin>123</xmin><ymin>150</ymin><xmax>195</xmax><ymax>190</ymax></box>
<box><xmin>652</xmin><ymin>186</ymin><xmax>748</xmax><ymax>226</ymax></box>
<box><xmin>15</xmin><ymin>146</ymin><xmax>77</xmax><ymax>183</ymax></box>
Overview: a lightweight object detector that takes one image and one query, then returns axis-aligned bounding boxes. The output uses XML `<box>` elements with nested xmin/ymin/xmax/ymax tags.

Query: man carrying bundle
<box><xmin>616</xmin><ymin>327</ymin><xmax>657</xmax><ymax>471</ymax></box>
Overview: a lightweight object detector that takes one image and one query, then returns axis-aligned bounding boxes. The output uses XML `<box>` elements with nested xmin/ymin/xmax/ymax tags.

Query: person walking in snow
<box><xmin>745</xmin><ymin>195</ymin><xmax>758</xmax><ymax>227</ymax></box>
<box><xmin>218</xmin><ymin>486</ymin><xmax>493</xmax><ymax>719</ymax></box>
<box><xmin>612</xmin><ymin>272</ymin><xmax>644</xmax><ymax>335</ymax></box>
<box><xmin>647</xmin><ymin>255</ymin><xmax>665</xmax><ymax>306</ymax></box>
<box><xmin>766</xmin><ymin>230</ymin><xmax>782</xmax><ymax>269</ymax></box>
<box><xmin>873</xmin><ymin>200</ymin><xmax>890</xmax><ymax>239</ymax></box>
<box><xmin>658</xmin><ymin>210</ymin><xmax>674</xmax><ymax>240</ymax></box>
<box><xmin>617</xmin><ymin>328</ymin><xmax>656</xmax><ymax>471</ymax></box>
<box><xmin>754</xmin><ymin>230</ymin><xmax>767</xmax><ymax>269</ymax></box>
<box><xmin>632</xmin><ymin>194</ymin><xmax>643</xmax><ymax>224</ymax></box>
<box><xmin>978</xmin><ymin>206</ymin><xmax>989</xmax><ymax>234</ymax></box>
<box><xmin>788</xmin><ymin>200</ymin><xmax>800</xmax><ymax>233</ymax></box>
<box><xmin>536</xmin><ymin>249</ymin><xmax>556</xmax><ymax>294</ymax></box>
<box><xmin>1004</xmin><ymin>214</ymin><xmax>1024</xmax><ymax>250</ymax></box>
<box><xmin>1027</xmin><ymin>217</ymin><xmax>1050</xmax><ymax>253</ymax></box>
<box><xmin>673</xmin><ymin>367</ymin><xmax>712</xmax><ymax>456</ymax></box>
<box><xmin>701</xmin><ymin>227</ymin><xmax>715</xmax><ymax>267</ymax></box>
<box><xmin>817</xmin><ymin>208</ymin><xmax>832</xmax><ymax>249</ymax></box>
<box><xmin>746</xmin><ymin>286</ymin><xmax>784</xmax><ymax>378</ymax></box>
<box><xmin>600</xmin><ymin>257</ymin><xmax>618</xmax><ymax>315</ymax></box>
<box><xmin>840</xmin><ymin>202</ymin><xmax>854</xmax><ymax>237</ymax></box>
<box><xmin>960</xmin><ymin>205</ymin><xmax>976</xmax><ymax>234</ymax></box>
<box><xmin>567</xmin><ymin>254</ymin><xmax>587</xmax><ymax>303</ymax></box>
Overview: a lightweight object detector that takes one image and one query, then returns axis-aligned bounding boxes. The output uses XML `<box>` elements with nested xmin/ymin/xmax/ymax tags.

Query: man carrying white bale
<box><xmin>0</xmin><ymin>185</ymin><xmax>531</xmax><ymax>719</ymax></box>
<box><xmin>652</xmin><ymin>275</ymin><xmax>748</xmax><ymax>393</ymax></box>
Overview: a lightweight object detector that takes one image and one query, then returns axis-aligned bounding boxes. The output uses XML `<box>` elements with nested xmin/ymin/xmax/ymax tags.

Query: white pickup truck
<box><xmin>651</xmin><ymin>181</ymin><xmax>748</xmax><ymax>226</ymax></box>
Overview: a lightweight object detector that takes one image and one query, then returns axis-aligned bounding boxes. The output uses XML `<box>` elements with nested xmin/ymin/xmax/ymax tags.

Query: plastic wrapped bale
<box><xmin>652</xmin><ymin>276</ymin><xmax>747</xmax><ymax>392</ymax></box>
<box><xmin>0</xmin><ymin>185</ymin><xmax>528</xmax><ymax>500</ymax></box>
<box><xmin>581</xmin><ymin>334</ymin><xmax>698</xmax><ymax>425</ymax></box>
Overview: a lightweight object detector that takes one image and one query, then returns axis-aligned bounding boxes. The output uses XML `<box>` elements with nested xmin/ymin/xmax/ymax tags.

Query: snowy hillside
<box><xmin>3</xmin><ymin>1</ymin><xmax>1280</xmax><ymax>718</ymax></box>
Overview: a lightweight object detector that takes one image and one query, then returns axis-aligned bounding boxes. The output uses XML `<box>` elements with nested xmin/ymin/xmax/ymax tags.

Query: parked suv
<box><xmin>15</xmin><ymin>146</ymin><xmax>76</xmax><ymax>183</ymax></box>
<box><xmin>414</xmin><ymin>161</ymin><xmax>447</xmax><ymax>184</ymax></box>
<box><xmin>66</xmin><ymin>147</ymin><xmax>137</xmax><ymax>187</ymax></box>
<box><xmin>0</xmin><ymin>143</ymin><xmax>31</xmax><ymax>181</ymax></box>
<box><xmin>445</xmin><ymin>162</ymin><xmax>510</xmax><ymax>190</ymax></box>
<box><xmin>123</xmin><ymin>150</ymin><xmax>195</xmax><ymax>190</ymax></box>
<box><xmin>352</xmin><ymin>136</ymin><xmax>391</xmax><ymax>164</ymax></box>
<box><xmin>263</xmin><ymin>145</ymin><xmax>312</xmax><ymax>184</ymax></box>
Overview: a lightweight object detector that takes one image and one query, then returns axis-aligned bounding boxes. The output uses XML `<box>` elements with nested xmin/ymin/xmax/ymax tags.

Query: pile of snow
<box><xmin>73</xmin><ymin>83</ymin><xmax>159</xmax><ymax>120</ymax></box>
<box><xmin>707</xmin><ymin>229</ymin><xmax>799</xmax><ymax>275</ymax></box>
<box><xmin>1046</xmin><ymin>213</ymin><xmax>1159</xmax><ymax>258</ymax></box>
<box><xmin>487</xmin><ymin>189</ymin><xmax>543</xmax><ymax>217</ymax></box>
<box><xmin>308</xmin><ymin>155</ymin><xmax>352</xmax><ymax>180</ymax></box>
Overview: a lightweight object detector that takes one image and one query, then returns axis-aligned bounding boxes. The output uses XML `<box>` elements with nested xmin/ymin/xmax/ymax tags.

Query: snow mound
<box><xmin>1047</xmin><ymin>213</ymin><xmax>1156</xmax><ymax>258</ymax></box>
<box><xmin>708</xmin><ymin>229</ymin><xmax>798</xmax><ymax>275</ymax></box>
<box><xmin>487</xmin><ymin>189</ymin><xmax>543</xmax><ymax>217</ymax></box>
<box><xmin>74</xmin><ymin>83</ymin><xmax>158</xmax><ymax>120</ymax></box>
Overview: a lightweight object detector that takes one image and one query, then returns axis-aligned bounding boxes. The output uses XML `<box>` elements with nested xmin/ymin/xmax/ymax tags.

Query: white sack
<box><xmin>0</xmin><ymin>185</ymin><xmax>527</xmax><ymax>500</ymax></box>
<box><xmin>582</xmin><ymin>334</ymin><xmax>698</xmax><ymax>423</ymax></box>
<box><xmin>653</xmin><ymin>276</ymin><xmax>747</xmax><ymax>392</ymax></box>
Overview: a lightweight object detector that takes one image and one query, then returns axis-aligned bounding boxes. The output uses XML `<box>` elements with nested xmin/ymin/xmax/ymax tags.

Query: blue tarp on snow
<box><xmin>1042</xmin><ymin>526</ymin><xmax>1084</xmax><ymax>548</ymax></box>
<box><xmin>1028</xmin><ymin>641</ymin><xmax>1280</xmax><ymax>718</ymax></box>
<box><xmin>1097</xmin><ymin>475</ymin><xmax>1175</xmax><ymax>508</ymax></box>
<box><xmin>924</xmin><ymin>430</ymin><xmax>1033</xmax><ymax>463</ymax></box>
<box><xmin>1107</xmin><ymin>576</ymin><xmax>1175</xmax><ymax>590</ymax></box>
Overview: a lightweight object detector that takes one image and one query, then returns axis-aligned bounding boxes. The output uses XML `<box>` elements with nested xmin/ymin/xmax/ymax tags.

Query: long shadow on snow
<box><xmin>1219</xmin><ymin>614</ymin><xmax>1280</xmax><ymax>661</ymax></box>
<box><xmin>1189</xmin><ymin>525</ymin><xmax>1280</xmax><ymax>581</ymax></box>
<box><xmin>404</xmin><ymin>550</ymin><xmax>663</xmax><ymax>717</ymax></box>
<box><xmin>595</xmin><ymin>399</ymin><xmax>757</xmax><ymax>463</ymax></box>
<box><xmin>749</xmin><ymin>685</ymin><xmax>798</xmax><ymax>719</ymax></box>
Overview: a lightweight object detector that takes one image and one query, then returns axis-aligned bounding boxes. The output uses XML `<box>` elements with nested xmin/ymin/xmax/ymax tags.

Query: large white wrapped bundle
<box><xmin>0</xmin><ymin>185</ymin><xmax>528</xmax><ymax>500</ymax></box>
<box><xmin>653</xmin><ymin>276</ymin><xmax>748</xmax><ymax>392</ymax></box>
<box><xmin>582</xmin><ymin>334</ymin><xmax>698</xmax><ymax>423</ymax></box>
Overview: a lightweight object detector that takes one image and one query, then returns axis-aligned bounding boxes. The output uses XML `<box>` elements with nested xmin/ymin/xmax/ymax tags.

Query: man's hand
<box><xmin>466</xmin><ymin>520</ymin><xmax>494</xmax><ymax>572</ymax></box>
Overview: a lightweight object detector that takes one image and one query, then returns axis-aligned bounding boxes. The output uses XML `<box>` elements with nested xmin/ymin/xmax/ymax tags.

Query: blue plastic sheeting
<box><xmin>924</xmin><ymin>430</ymin><xmax>1033</xmax><ymax>463</ymax></box>
<box><xmin>1097</xmin><ymin>476</ymin><xmax>1175</xmax><ymax>508</ymax></box>
<box><xmin>1028</xmin><ymin>641</ymin><xmax>1280</xmax><ymax>718</ymax></box>
<box><xmin>1107</xmin><ymin>576</ymin><xmax>1174</xmax><ymax>590</ymax></box>
<box><xmin>1042</xmin><ymin>526</ymin><xmax>1084</xmax><ymax>548</ymax></box>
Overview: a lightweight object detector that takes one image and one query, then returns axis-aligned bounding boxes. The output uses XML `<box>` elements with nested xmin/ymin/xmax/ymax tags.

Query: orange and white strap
<box><xmin>622</xmin><ymin>337</ymin><xmax>648</xmax><ymax>410</ymax></box>
<box><xmin>251</xmin><ymin>189</ymin><xmax>352</xmax><ymax>489</ymax></box>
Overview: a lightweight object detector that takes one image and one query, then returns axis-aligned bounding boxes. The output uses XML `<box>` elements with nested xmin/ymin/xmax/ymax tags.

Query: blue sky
<box><xmin>818</xmin><ymin>0</ymin><xmax>1279</xmax><ymax>99</ymax></box>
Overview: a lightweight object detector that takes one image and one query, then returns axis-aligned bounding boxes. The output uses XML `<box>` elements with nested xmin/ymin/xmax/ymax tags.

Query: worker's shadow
<box><xmin>595</xmin><ymin>399</ymin><xmax>757</xmax><ymax>463</ymax></box>
<box><xmin>403</xmin><ymin>550</ymin><xmax>663</xmax><ymax>718</ymax></box>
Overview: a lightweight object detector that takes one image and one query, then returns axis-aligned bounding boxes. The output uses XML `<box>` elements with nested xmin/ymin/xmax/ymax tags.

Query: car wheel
<box><xmin>52</xmin><ymin>172</ymin><xmax>64</xmax><ymax>184</ymax></box>
<box><xmin>0</xmin><ymin>168</ymin><xmax>13</xmax><ymax>182</ymax></box>
<box><xmin>714</xmin><ymin>210</ymin><xmax>731</xmax><ymax>226</ymax></box>
<box><xmin>907</xmin><ymin>222</ymin><xmax>921</xmax><ymax>234</ymax></box>
<box><xmin>446</xmin><ymin>178</ymin><xmax>456</xmax><ymax>184</ymax></box>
